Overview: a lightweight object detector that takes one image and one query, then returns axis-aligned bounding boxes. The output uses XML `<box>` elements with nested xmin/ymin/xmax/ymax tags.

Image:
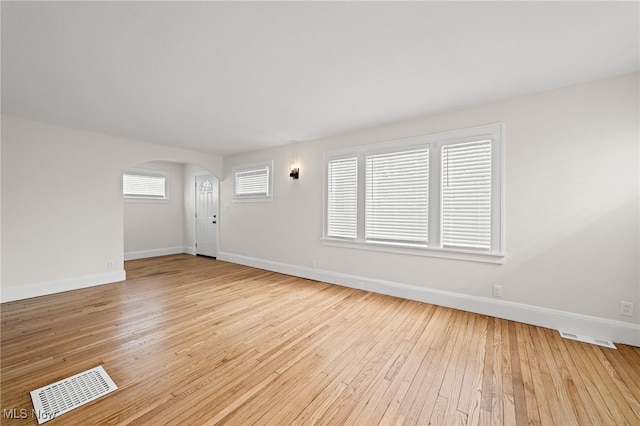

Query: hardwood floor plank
<box><xmin>374</xmin><ymin>306</ymin><xmax>440</xmax><ymax>425</ymax></box>
<box><xmin>393</xmin><ymin>307</ymin><xmax>455</xmax><ymax>424</ymax></box>
<box><xmin>545</xmin><ymin>329</ymin><xmax>594</xmax><ymax>426</ymax></box>
<box><xmin>522</xmin><ymin>325</ymin><xmax>562</xmax><ymax>426</ymax></box>
<box><xmin>499</xmin><ymin>320</ymin><xmax>517</xmax><ymax>426</ymax></box>
<box><xmin>414</xmin><ymin>309</ymin><xmax>464</xmax><ymax>424</ymax></box>
<box><xmin>565</xmin><ymin>337</ymin><xmax>619</xmax><ymax>425</ymax></box>
<box><xmin>314</xmin><ymin>298</ymin><xmax>413</xmax><ymax>425</ymax></box>
<box><xmin>437</xmin><ymin>311</ymin><xmax>474</xmax><ymax>425</ymax></box>
<box><xmin>489</xmin><ymin>318</ymin><xmax>504</xmax><ymax>426</ymax></box>
<box><xmin>579</xmin><ymin>342</ymin><xmax>639</xmax><ymax>425</ymax></box>
<box><xmin>360</xmin><ymin>305</ymin><xmax>436</xmax><ymax>425</ymax></box>
<box><xmin>602</xmin><ymin>345</ymin><xmax>640</xmax><ymax>419</ymax></box>
<box><xmin>480</xmin><ymin>316</ymin><xmax>495</xmax><ymax>413</ymax></box>
<box><xmin>514</xmin><ymin>322</ymin><xmax>542</xmax><ymax>425</ymax></box>
<box><xmin>1</xmin><ymin>254</ymin><xmax>638</xmax><ymax>426</ymax></box>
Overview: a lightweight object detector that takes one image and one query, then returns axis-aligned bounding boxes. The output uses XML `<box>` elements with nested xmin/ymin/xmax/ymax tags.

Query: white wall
<box><xmin>220</xmin><ymin>73</ymin><xmax>640</xmax><ymax>344</ymax></box>
<box><xmin>1</xmin><ymin>116</ymin><xmax>222</xmax><ymax>302</ymax></box>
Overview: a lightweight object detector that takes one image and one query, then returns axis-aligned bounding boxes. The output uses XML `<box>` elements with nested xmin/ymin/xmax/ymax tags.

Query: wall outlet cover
<box><xmin>492</xmin><ymin>285</ymin><xmax>503</xmax><ymax>298</ymax></box>
<box><xmin>620</xmin><ymin>301</ymin><xmax>634</xmax><ymax>317</ymax></box>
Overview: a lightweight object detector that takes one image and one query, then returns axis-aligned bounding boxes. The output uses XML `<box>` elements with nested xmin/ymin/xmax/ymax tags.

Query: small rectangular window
<box><xmin>233</xmin><ymin>160</ymin><xmax>273</xmax><ymax>202</ymax></box>
<box><xmin>123</xmin><ymin>172</ymin><xmax>167</xmax><ymax>199</ymax></box>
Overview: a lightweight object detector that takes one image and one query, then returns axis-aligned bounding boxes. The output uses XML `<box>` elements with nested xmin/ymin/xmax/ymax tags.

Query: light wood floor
<box><xmin>1</xmin><ymin>255</ymin><xmax>639</xmax><ymax>425</ymax></box>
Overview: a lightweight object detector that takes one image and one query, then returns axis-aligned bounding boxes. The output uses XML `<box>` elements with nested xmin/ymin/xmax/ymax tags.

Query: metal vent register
<box><xmin>30</xmin><ymin>366</ymin><xmax>118</xmax><ymax>424</ymax></box>
<box><xmin>559</xmin><ymin>330</ymin><xmax>616</xmax><ymax>349</ymax></box>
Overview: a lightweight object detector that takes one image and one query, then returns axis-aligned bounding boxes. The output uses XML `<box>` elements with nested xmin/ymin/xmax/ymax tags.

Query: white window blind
<box><xmin>442</xmin><ymin>140</ymin><xmax>492</xmax><ymax>251</ymax></box>
<box><xmin>123</xmin><ymin>173</ymin><xmax>166</xmax><ymax>199</ymax></box>
<box><xmin>327</xmin><ymin>157</ymin><xmax>358</xmax><ymax>239</ymax></box>
<box><xmin>365</xmin><ymin>148</ymin><xmax>429</xmax><ymax>244</ymax></box>
<box><xmin>235</xmin><ymin>167</ymin><xmax>270</xmax><ymax>198</ymax></box>
<box><xmin>323</xmin><ymin>124</ymin><xmax>502</xmax><ymax>263</ymax></box>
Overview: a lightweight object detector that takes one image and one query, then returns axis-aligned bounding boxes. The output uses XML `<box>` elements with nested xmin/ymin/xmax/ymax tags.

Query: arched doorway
<box><xmin>123</xmin><ymin>160</ymin><xmax>219</xmax><ymax>260</ymax></box>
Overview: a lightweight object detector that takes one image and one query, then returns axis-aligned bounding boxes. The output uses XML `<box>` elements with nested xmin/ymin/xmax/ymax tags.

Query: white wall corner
<box><xmin>1</xmin><ymin>270</ymin><xmax>126</xmax><ymax>304</ymax></box>
<box><xmin>217</xmin><ymin>252</ymin><xmax>640</xmax><ymax>347</ymax></box>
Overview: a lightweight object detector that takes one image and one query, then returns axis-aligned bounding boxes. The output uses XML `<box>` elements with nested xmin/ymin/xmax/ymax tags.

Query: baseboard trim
<box><xmin>217</xmin><ymin>252</ymin><xmax>640</xmax><ymax>347</ymax></box>
<box><xmin>124</xmin><ymin>246</ymin><xmax>188</xmax><ymax>261</ymax></box>
<box><xmin>1</xmin><ymin>270</ymin><xmax>126</xmax><ymax>303</ymax></box>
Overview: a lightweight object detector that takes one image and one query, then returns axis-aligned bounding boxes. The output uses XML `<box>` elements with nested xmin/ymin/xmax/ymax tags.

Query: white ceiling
<box><xmin>2</xmin><ymin>1</ymin><xmax>638</xmax><ymax>157</ymax></box>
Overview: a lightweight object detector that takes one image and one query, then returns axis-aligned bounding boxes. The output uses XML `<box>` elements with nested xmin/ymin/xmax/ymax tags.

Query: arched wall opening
<box><xmin>122</xmin><ymin>159</ymin><xmax>220</xmax><ymax>261</ymax></box>
<box><xmin>1</xmin><ymin>115</ymin><xmax>225</xmax><ymax>302</ymax></box>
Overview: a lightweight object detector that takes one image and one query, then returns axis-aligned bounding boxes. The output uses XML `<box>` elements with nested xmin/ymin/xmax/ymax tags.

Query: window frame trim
<box><xmin>322</xmin><ymin>123</ymin><xmax>504</xmax><ymax>264</ymax></box>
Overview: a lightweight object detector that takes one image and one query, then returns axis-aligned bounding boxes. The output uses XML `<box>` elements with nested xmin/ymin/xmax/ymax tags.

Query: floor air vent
<box><xmin>559</xmin><ymin>330</ymin><xmax>616</xmax><ymax>349</ymax></box>
<box><xmin>30</xmin><ymin>365</ymin><xmax>118</xmax><ymax>424</ymax></box>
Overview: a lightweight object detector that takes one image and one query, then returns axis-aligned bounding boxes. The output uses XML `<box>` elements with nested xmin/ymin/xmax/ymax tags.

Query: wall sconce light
<box><xmin>289</xmin><ymin>165</ymin><xmax>300</xmax><ymax>179</ymax></box>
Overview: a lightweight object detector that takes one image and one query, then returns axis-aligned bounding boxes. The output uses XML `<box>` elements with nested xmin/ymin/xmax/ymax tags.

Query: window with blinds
<box><xmin>235</xmin><ymin>168</ymin><xmax>269</xmax><ymax>197</ymax></box>
<box><xmin>123</xmin><ymin>172</ymin><xmax>166</xmax><ymax>199</ymax></box>
<box><xmin>442</xmin><ymin>140</ymin><xmax>492</xmax><ymax>251</ymax></box>
<box><xmin>233</xmin><ymin>160</ymin><xmax>273</xmax><ymax>201</ymax></box>
<box><xmin>327</xmin><ymin>157</ymin><xmax>358</xmax><ymax>239</ymax></box>
<box><xmin>365</xmin><ymin>149</ymin><xmax>429</xmax><ymax>244</ymax></box>
<box><xmin>323</xmin><ymin>123</ymin><xmax>502</xmax><ymax>262</ymax></box>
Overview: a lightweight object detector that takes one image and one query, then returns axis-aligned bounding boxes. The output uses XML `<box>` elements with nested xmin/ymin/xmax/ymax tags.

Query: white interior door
<box><xmin>196</xmin><ymin>174</ymin><xmax>218</xmax><ymax>258</ymax></box>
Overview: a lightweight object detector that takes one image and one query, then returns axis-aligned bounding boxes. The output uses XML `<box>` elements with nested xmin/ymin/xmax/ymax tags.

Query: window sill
<box><xmin>124</xmin><ymin>197</ymin><xmax>170</xmax><ymax>204</ymax></box>
<box><xmin>321</xmin><ymin>238</ymin><xmax>505</xmax><ymax>264</ymax></box>
<box><xmin>232</xmin><ymin>197</ymin><xmax>273</xmax><ymax>203</ymax></box>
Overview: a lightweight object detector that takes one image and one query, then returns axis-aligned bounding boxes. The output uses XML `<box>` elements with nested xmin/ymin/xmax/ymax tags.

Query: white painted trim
<box><xmin>217</xmin><ymin>252</ymin><xmax>640</xmax><ymax>347</ymax></box>
<box><xmin>1</xmin><ymin>270</ymin><xmax>126</xmax><ymax>303</ymax></box>
<box><xmin>321</xmin><ymin>238</ymin><xmax>505</xmax><ymax>264</ymax></box>
<box><xmin>124</xmin><ymin>246</ymin><xmax>189</xmax><ymax>261</ymax></box>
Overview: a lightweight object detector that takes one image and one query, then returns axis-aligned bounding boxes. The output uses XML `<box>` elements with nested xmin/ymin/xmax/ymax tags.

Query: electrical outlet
<box><xmin>312</xmin><ymin>260</ymin><xmax>316</xmax><ymax>269</ymax></box>
<box><xmin>620</xmin><ymin>301</ymin><xmax>634</xmax><ymax>317</ymax></box>
<box><xmin>492</xmin><ymin>285</ymin><xmax>503</xmax><ymax>298</ymax></box>
<box><xmin>107</xmin><ymin>260</ymin><xmax>115</xmax><ymax>270</ymax></box>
